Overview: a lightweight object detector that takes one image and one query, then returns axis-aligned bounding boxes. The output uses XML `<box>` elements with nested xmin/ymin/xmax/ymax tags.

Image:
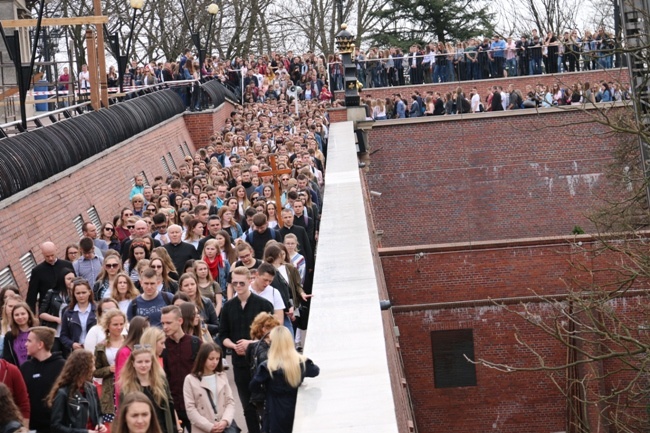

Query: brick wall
<box><xmin>184</xmin><ymin>103</ymin><xmax>234</xmax><ymax>148</ymax></box>
<box><xmin>365</xmin><ymin>106</ymin><xmax>633</xmax><ymax>248</ymax></box>
<box><xmin>394</xmin><ymin>303</ymin><xmax>567</xmax><ymax>433</ymax></box>
<box><xmin>0</xmin><ymin>103</ymin><xmax>234</xmax><ymax>293</ymax></box>
<box><xmin>336</xmin><ymin>68</ymin><xmax>627</xmax><ymax>102</ymax></box>
<box><xmin>394</xmin><ymin>294</ymin><xmax>649</xmax><ymax>433</ymax></box>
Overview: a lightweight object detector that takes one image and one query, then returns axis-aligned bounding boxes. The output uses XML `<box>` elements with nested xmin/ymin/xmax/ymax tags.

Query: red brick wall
<box><xmin>0</xmin><ymin>104</ymin><xmax>233</xmax><ymax>293</ymax></box>
<box><xmin>365</xmin><ymin>107</ymin><xmax>632</xmax><ymax>248</ymax></box>
<box><xmin>336</xmin><ymin>69</ymin><xmax>627</xmax><ymax>102</ymax></box>
<box><xmin>380</xmin><ymin>239</ymin><xmax>650</xmax><ymax>306</ymax></box>
<box><xmin>394</xmin><ymin>294</ymin><xmax>649</xmax><ymax>433</ymax></box>
<box><xmin>184</xmin><ymin>103</ymin><xmax>234</xmax><ymax>148</ymax></box>
<box><xmin>395</xmin><ymin>303</ymin><xmax>567</xmax><ymax>433</ymax></box>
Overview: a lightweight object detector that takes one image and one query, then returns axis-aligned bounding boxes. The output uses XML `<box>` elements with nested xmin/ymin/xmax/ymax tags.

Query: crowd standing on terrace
<box><xmin>0</xmin><ymin>98</ymin><xmax>328</xmax><ymax>433</ymax></box>
<box><xmin>369</xmin><ymin>78</ymin><xmax>629</xmax><ymax>119</ymax></box>
<box><xmin>57</xmin><ymin>25</ymin><xmax>619</xmax><ymax>110</ymax></box>
<box><xmin>354</xmin><ymin>27</ymin><xmax>617</xmax><ymax>88</ymax></box>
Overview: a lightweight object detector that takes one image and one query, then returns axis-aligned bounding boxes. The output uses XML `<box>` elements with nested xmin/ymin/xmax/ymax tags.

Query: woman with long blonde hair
<box><xmin>250</xmin><ymin>326</ymin><xmax>319</xmax><ymax>433</ymax></box>
<box><xmin>118</xmin><ymin>347</ymin><xmax>177</xmax><ymax>433</ymax></box>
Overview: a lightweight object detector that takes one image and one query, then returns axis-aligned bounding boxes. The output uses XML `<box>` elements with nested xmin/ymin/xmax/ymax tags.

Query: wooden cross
<box><xmin>257</xmin><ymin>154</ymin><xmax>292</xmax><ymax>227</ymax></box>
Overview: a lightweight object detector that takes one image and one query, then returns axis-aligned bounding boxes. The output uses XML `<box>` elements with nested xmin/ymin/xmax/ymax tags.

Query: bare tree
<box><xmin>493</xmin><ymin>0</ymin><xmax>583</xmax><ymax>36</ymax></box>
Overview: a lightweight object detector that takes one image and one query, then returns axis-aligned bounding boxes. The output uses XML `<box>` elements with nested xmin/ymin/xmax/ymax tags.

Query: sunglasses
<box><xmin>105</xmin><ymin>263</ymin><xmax>120</xmax><ymax>269</ymax></box>
<box><xmin>133</xmin><ymin>344</ymin><xmax>152</xmax><ymax>350</ymax></box>
<box><xmin>127</xmin><ymin>225</ymin><xmax>135</xmax><ymax>229</ymax></box>
<box><xmin>231</xmin><ymin>281</ymin><xmax>247</xmax><ymax>287</ymax></box>
<box><xmin>105</xmin><ymin>227</ymin><xmax>115</xmax><ymax>232</ymax></box>
<box><xmin>151</xmin><ymin>265</ymin><xmax>163</xmax><ymax>269</ymax></box>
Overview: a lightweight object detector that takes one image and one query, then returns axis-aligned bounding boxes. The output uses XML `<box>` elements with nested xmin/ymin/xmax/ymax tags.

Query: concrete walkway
<box><xmin>293</xmin><ymin>121</ymin><xmax>399</xmax><ymax>432</ymax></box>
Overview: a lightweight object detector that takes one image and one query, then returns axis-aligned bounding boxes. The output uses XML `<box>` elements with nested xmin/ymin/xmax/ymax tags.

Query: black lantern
<box><xmin>335</xmin><ymin>24</ymin><xmax>359</xmax><ymax>107</ymax></box>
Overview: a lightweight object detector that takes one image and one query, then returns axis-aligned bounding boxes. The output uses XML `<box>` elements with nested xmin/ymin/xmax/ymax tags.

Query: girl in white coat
<box><xmin>183</xmin><ymin>343</ymin><xmax>237</xmax><ymax>433</ymax></box>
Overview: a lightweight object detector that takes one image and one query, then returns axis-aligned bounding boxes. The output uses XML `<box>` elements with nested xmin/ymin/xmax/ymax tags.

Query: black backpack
<box><xmin>249</xmin><ymin>334</ymin><xmax>270</xmax><ymax>407</ymax></box>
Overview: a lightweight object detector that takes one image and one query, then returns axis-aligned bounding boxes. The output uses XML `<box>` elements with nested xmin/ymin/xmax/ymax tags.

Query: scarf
<box><xmin>204</xmin><ymin>255</ymin><xmax>223</xmax><ymax>280</ymax></box>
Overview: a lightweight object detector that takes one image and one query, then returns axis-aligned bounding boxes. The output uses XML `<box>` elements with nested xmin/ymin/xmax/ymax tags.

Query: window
<box><xmin>161</xmin><ymin>156</ymin><xmax>171</xmax><ymax>177</ymax></box>
<box><xmin>179</xmin><ymin>144</ymin><xmax>187</xmax><ymax>157</ymax></box>
<box><xmin>183</xmin><ymin>142</ymin><xmax>191</xmax><ymax>157</ymax></box>
<box><xmin>19</xmin><ymin>252</ymin><xmax>37</xmax><ymax>282</ymax></box>
<box><xmin>87</xmin><ymin>206</ymin><xmax>101</xmax><ymax>228</ymax></box>
<box><xmin>431</xmin><ymin>329</ymin><xmax>477</xmax><ymax>388</ymax></box>
<box><xmin>167</xmin><ymin>152</ymin><xmax>177</xmax><ymax>171</ymax></box>
<box><xmin>139</xmin><ymin>171</ymin><xmax>149</xmax><ymax>186</ymax></box>
<box><xmin>0</xmin><ymin>267</ymin><xmax>17</xmax><ymax>288</ymax></box>
<box><xmin>73</xmin><ymin>215</ymin><xmax>85</xmax><ymax>238</ymax></box>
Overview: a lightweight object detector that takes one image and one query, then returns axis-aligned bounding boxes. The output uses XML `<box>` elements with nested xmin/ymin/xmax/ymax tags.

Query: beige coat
<box><xmin>183</xmin><ymin>372</ymin><xmax>236</xmax><ymax>432</ymax></box>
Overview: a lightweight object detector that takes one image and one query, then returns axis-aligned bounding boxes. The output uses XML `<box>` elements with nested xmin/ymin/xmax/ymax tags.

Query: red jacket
<box><xmin>0</xmin><ymin>359</ymin><xmax>30</xmax><ymax>419</ymax></box>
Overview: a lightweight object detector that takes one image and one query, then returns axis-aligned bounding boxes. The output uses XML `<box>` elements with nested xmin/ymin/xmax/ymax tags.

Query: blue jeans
<box><xmin>506</xmin><ymin>58</ymin><xmax>517</xmax><ymax>76</ymax></box>
<box><xmin>357</xmin><ymin>69</ymin><xmax>366</xmax><ymax>87</ymax></box>
<box><xmin>284</xmin><ymin>315</ymin><xmax>295</xmax><ymax>339</ymax></box>
<box><xmin>529</xmin><ymin>58</ymin><xmax>542</xmax><ymax>75</ymax></box>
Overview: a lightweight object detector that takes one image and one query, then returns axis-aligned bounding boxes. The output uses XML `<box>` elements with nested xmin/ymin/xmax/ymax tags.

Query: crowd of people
<box><xmin>366</xmin><ymin>78</ymin><xmax>629</xmax><ymax>119</ymax></box>
<box><xmin>0</xmin><ymin>98</ymin><xmax>328</xmax><ymax>433</ymax></box>
<box><xmin>56</xmin><ymin>25</ymin><xmax>619</xmax><ymax>109</ymax></box>
<box><xmin>354</xmin><ymin>27</ymin><xmax>618</xmax><ymax>88</ymax></box>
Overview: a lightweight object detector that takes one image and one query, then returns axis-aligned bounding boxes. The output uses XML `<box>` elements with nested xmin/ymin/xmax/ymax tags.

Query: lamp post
<box><xmin>0</xmin><ymin>0</ymin><xmax>47</xmax><ymax>131</ymax></box>
<box><xmin>204</xmin><ymin>3</ymin><xmax>219</xmax><ymax>74</ymax></box>
<box><xmin>109</xmin><ymin>0</ymin><xmax>143</xmax><ymax>93</ymax></box>
<box><xmin>180</xmin><ymin>0</ymin><xmax>219</xmax><ymax>78</ymax></box>
<box><xmin>334</xmin><ymin>23</ymin><xmax>359</xmax><ymax>107</ymax></box>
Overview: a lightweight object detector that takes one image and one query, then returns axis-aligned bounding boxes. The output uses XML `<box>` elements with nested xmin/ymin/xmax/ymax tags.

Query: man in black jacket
<box><xmin>21</xmin><ymin>327</ymin><xmax>66</xmax><ymax>433</ymax></box>
<box><xmin>245</xmin><ymin>213</ymin><xmax>282</xmax><ymax>259</ymax></box>
<box><xmin>27</xmin><ymin>242</ymin><xmax>72</xmax><ymax>313</ymax></box>
<box><xmin>292</xmin><ymin>200</ymin><xmax>315</xmax><ymax>251</ymax></box>
<box><xmin>163</xmin><ymin>225</ymin><xmax>199</xmax><ymax>273</ymax></box>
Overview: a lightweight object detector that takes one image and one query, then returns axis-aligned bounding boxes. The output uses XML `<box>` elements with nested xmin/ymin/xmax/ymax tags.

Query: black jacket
<box><xmin>60</xmin><ymin>304</ymin><xmax>98</xmax><ymax>350</ymax></box>
<box><xmin>51</xmin><ymin>382</ymin><xmax>103</xmax><ymax>433</ymax></box>
<box><xmin>21</xmin><ymin>352</ymin><xmax>66</xmax><ymax>431</ymax></box>
<box><xmin>279</xmin><ymin>225</ymin><xmax>313</xmax><ymax>269</ymax></box>
<box><xmin>246</xmin><ymin>228</ymin><xmax>283</xmax><ymax>260</ymax></box>
<box><xmin>26</xmin><ymin>259</ymin><xmax>73</xmax><ymax>312</ymax></box>
<box><xmin>2</xmin><ymin>332</ymin><xmax>19</xmax><ymax>366</ymax></box>
<box><xmin>163</xmin><ymin>242</ymin><xmax>199</xmax><ymax>276</ymax></box>
<box><xmin>40</xmin><ymin>289</ymin><xmax>70</xmax><ymax>329</ymax></box>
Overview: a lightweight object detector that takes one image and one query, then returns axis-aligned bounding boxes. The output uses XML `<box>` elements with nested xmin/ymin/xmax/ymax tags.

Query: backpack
<box><xmin>130</xmin><ymin>291</ymin><xmax>173</xmax><ymax>319</ymax></box>
<box><xmin>249</xmin><ymin>335</ymin><xmax>270</xmax><ymax>407</ymax></box>
<box><xmin>246</xmin><ymin>227</ymin><xmax>276</xmax><ymax>245</ymax></box>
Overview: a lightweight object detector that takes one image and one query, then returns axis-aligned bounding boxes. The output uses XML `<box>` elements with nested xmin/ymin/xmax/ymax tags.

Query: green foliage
<box><xmin>369</xmin><ymin>0</ymin><xmax>495</xmax><ymax>46</ymax></box>
<box><xmin>572</xmin><ymin>225</ymin><xmax>585</xmax><ymax>235</ymax></box>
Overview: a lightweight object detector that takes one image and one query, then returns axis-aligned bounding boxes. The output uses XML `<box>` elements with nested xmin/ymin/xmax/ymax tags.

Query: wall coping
<box><xmin>334</xmin><ymin>68</ymin><xmax>629</xmax><ymax>97</ymax></box>
<box><xmin>378</xmin><ymin>230</ymin><xmax>650</xmax><ymax>256</ymax></box>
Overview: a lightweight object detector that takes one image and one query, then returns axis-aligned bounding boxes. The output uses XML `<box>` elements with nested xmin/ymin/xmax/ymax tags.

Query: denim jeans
<box><xmin>529</xmin><ymin>58</ymin><xmax>542</xmax><ymax>75</ymax></box>
<box><xmin>506</xmin><ymin>58</ymin><xmax>517</xmax><ymax>76</ymax></box>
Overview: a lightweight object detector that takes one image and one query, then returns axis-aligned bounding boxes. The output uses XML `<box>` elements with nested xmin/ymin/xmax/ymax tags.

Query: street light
<box><xmin>204</xmin><ymin>3</ymin><xmax>219</xmax><ymax>73</ymax></box>
<box><xmin>180</xmin><ymin>0</ymin><xmax>219</xmax><ymax>78</ymax></box>
<box><xmin>108</xmin><ymin>0</ymin><xmax>144</xmax><ymax>93</ymax></box>
<box><xmin>0</xmin><ymin>0</ymin><xmax>47</xmax><ymax>131</ymax></box>
<box><xmin>335</xmin><ymin>23</ymin><xmax>359</xmax><ymax>107</ymax></box>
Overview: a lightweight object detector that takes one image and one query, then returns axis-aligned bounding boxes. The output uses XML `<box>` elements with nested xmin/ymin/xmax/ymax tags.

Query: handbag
<box><xmin>205</xmin><ymin>386</ymin><xmax>241</xmax><ymax>433</ymax></box>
